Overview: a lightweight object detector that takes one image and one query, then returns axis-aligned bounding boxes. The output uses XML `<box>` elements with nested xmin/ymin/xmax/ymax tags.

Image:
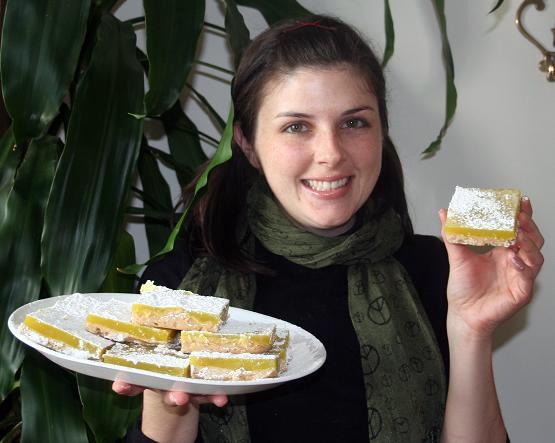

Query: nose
<box><xmin>314</xmin><ymin>129</ymin><xmax>345</xmax><ymax>166</ymax></box>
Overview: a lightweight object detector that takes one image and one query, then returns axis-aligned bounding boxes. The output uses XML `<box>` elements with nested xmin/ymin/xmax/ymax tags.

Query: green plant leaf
<box><xmin>0</xmin><ymin>0</ymin><xmax>91</xmax><ymax>143</ymax></box>
<box><xmin>0</xmin><ymin>127</ymin><xmax>20</xmax><ymax>226</ymax></box>
<box><xmin>489</xmin><ymin>0</ymin><xmax>505</xmax><ymax>14</ymax></box>
<box><xmin>162</xmin><ymin>102</ymin><xmax>207</xmax><ymax>187</ymax></box>
<box><xmin>41</xmin><ymin>14</ymin><xmax>144</xmax><ymax>296</ymax></box>
<box><xmin>382</xmin><ymin>0</ymin><xmax>395</xmax><ymax>67</ymax></box>
<box><xmin>126</xmin><ymin>206</ymin><xmax>176</xmax><ymax>220</ymax></box>
<box><xmin>138</xmin><ymin>146</ymin><xmax>174</xmax><ymax>255</ymax></box>
<box><xmin>144</xmin><ymin>0</ymin><xmax>206</xmax><ymax>116</ymax></box>
<box><xmin>422</xmin><ymin>0</ymin><xmax>457</xmax><ymax>158</ymax></box>
<box><xmin>20</xmin><ymin>351</ymin><xmax>87</xmax><ymax>443</ymax></box>
<box><xmin>100</xmin><ymin>230</ymin><xmax>137</xmax><ymax>294</ymax></box>
<box><xmin>224</xmin><ymin>0</ymin><xmax>251</xmax><ymax>68</ymax></box>
<box><xmin>0</xmin><ymin>136</ymin><xmax>58</xmax><ymax>403</ymax></box>
<box><xmin>235</xmin><ymin>0</ymin><xmax>310</xmax><ymax>24</ymax></box>
<box><xmin>77</xmin><ymin>374</ymin><xmax>141</xmax><ymax>443</ymax></box>
<box><xmin>121</xmin><ymin>105</ymin><xmax>234</xmax><ymax>275</ymax></box>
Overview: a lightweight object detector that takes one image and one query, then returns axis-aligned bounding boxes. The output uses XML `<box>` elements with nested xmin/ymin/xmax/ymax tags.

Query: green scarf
<box><xmin>180</xmin><ymin>180</ymin><xmax>446</xmax><ymax>442</ymax></box>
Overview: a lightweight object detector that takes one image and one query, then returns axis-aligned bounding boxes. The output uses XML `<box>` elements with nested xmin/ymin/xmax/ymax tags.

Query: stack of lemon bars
<box><xmin>19</xmin><ymin>281</ymin><xmax>289</xmax><ymax>381</ymax></box>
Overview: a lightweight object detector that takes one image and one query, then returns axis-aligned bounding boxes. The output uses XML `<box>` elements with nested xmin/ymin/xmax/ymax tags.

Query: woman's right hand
<box><xmin>113</xmin><ymin>381</ymin><xmax>228</xmax><ymax>443</ymax></box>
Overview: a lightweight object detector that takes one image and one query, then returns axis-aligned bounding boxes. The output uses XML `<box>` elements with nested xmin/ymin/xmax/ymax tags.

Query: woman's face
<box><xmin>241</xmin><ymin>66</ymin><xmax>383</xmax><ymax>230</ymax></box>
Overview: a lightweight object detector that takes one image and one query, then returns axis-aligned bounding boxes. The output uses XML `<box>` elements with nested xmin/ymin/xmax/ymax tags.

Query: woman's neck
<box><xmin>291</xmin><ymin>216</ymin><xmax>356</xmax><ymax>238</ymax></box>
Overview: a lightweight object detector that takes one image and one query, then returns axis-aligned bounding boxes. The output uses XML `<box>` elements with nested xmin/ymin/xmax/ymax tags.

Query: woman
<box><xmin>117</xmin><ymin>15</ymin><xmax>544</xmax><ymax>443</ymax></box>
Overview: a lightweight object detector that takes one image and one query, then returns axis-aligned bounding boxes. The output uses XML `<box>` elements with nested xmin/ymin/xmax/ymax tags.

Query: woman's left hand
<box><xmin>438</xmin><ymin>197</ymin><xmax>544</xmax><ymax>339</ymax></box>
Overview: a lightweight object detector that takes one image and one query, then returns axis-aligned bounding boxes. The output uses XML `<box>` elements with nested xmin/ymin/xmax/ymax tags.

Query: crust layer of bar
<box><xmin>445</xmin><ymin>187</ymin><xmax>521</xmax><ymax>246</ymax></box>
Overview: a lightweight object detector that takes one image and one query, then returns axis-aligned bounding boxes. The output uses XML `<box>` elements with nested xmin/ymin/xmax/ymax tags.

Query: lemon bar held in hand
<box><xmin>132</xmin><ymin>290</ymin><xmax>229</xmax><ymax>331</ymax></box>
<box><xmin>190</xmin><ymin>351</ymin><xmax>279</xmax><ymax>381</ymax></box>
<box><xmin>86</xmin><ymin>299</ymin><xmax>177</xmax><ymax>345</ymax></box>
<box><xmin>445</xmin><ymin>186</ymin><xmax>521</xmax><ymax>247</ymax></box>
<box><xmin>102</xmin><ymin>343</ymin><xmax>190</xmax><ymax>377</ymax></box>
<box><xmin>181</xmin><ymin>319</ymin><xmax>276</xmax><ymax>354</ymax></box>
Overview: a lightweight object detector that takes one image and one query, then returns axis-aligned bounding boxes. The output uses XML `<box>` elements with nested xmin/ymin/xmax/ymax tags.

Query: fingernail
<box><xmin>168</xmin><ymin>393</ymin><xmax>178</xmax><ymax>405</ymax></box>
<box><xmin>511</xmin><ymin>254</ymin><xmax>526</xmax><ymax>271</ymax></box>
<box><xmin>521</xmin><ymin>195</ymin><xmax>530</xmax><ymax>202</ymax></box>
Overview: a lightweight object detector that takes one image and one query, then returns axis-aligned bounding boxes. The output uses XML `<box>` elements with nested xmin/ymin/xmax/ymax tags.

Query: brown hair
<box><xmin>184</xmin><ymin>14</ymin><xmax>413</xmax><ymax>272</ymax></box>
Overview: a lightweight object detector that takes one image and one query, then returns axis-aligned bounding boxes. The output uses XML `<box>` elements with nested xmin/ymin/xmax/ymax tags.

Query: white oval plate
<box><xmin>8</xmin><ymin>293</ymin><xmax>326</xmax><ymax>395</ymax></box>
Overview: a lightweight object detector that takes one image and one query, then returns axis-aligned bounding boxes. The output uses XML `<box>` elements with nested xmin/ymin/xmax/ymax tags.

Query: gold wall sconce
<box><xmin>516</xmin><ymin>0</ymin><xmax>555</xmax><ymax>81</ymax></box>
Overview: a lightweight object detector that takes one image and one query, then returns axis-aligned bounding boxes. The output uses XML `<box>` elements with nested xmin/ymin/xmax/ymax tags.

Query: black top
<box><xmin>127</xmin><ymin>234</ymin><xmax>450</xmax><ymax>443</ymax></box>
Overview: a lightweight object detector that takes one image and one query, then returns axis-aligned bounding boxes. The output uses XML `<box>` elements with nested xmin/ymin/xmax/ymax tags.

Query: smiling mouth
<box><xmin>302</xmin><ymin>177</ymin><xmax>351</xmax><ymax>192</ymax></box>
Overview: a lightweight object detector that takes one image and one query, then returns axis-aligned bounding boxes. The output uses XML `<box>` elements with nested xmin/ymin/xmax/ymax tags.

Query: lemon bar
<box><xmin>86</xmin><ymin>299</ymin><xmax>177</xmax><ymax>345</ymax></box>
<box><xmin>445</xmin><ymin>187</ymin><xmax>521</xmax><ymax>247</ymax></box>
<box><xmin>267</xmin><ymin>329</ymin><xmax>290</xmax><ymax>373</ymax></box>
<box><xmin>181</xmin><ymin>320</ymin><xmax>276</xmax><ymax>354</ymax></box>
<box><xmin>20</xmin><ymin>304</ymin><xmax>114</xmax><ymax>360</ymax></box>
<box><xmin>190</xmin><ymin>351</ymin><xmax>279</xmax><ymax>381</ymax></box>
<box><xmin>132</xmin><ymin>290</ymin><xmax>229</xmax><ymax>331</ymax></box>
<box><xmin>102</xmin><ymin>343</ymin><xmax>190</xmax><ymax>377</ymax></box>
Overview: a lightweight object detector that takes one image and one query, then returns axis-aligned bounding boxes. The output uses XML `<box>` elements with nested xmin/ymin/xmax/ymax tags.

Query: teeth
<box><xmin>305</xmin><ymin>178</ymin><xmax>349</xmax><ymax>192</ymax></box>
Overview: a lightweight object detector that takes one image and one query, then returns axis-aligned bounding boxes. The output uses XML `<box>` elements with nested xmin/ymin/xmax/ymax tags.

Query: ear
<box><xmin>234</xmin><ymin>124</ymin><xmax>260</xmax><ymax>169</ymax></box>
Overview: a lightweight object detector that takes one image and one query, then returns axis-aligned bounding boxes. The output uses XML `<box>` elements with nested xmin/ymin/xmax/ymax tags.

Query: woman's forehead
<box><xmin>258</xmin><ymin>66</ymin><xmax>378</xmax><ymax>113</ymax></box>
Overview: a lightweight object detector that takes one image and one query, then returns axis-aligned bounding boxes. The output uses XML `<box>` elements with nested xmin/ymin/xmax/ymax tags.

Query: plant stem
<box><xmin>194</xmin><ymin>60</ymin><xmax>234</xmax><ymax>76</ymax></box>
<box><xmin>124</xmin><ymin>16</ymin><xmax>145</xmax><ymax>26</ymax></box>
<box><xmin>204</xmin><ymin>21</ymin><xmax>226</xmax><ymax>33</ymax></box>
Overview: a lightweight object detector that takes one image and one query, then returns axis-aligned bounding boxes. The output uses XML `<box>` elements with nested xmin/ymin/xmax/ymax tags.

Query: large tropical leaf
<box><xmin>224</xmin><ymin>0</ymin><xmax>251</xmax><ymax>68</ymax></box>
<box><xmin>138</xmin><ymin>146</ymin><xmax>174</xmax><ymax>255</ymax></box>
<box><xmin>235</xmin><ymin>0</ymin><xmax>310</xmax><ymax>24</ymax></box>
<box><xmin>161</xmin><ymin>101</ymin><xmax>207</xmax><ymax>187</ymax></box>
<box><xmin>78</xmin><ymin>374</ymin><xmax>142</xmax><ymax>443</ymax></box>
<box><xmin>0</xmin><ymin>0</ymin><xmax>91</xmax><ymax>143</ymax></box>
<box><xmin>422</xmin><ymin>0</ymin><xmax>457</xmax><ymax>158</ymax></box>
<box><xmin>0</xmin><ymin>126</ymin><xmax>19</xmax><ymax>225</ymax></box>
<box><xmin>122</xmin><ymin>106</ymin><xmax>234</xmax><ymax>274</ymax></box>
<box><xmin>0</xmin><ymin>136</ymin><xmax>58</xmax><ymax>403</ymax></box>
<box><xmin>144</xmin><ymin>0</ymin><xmax>206</xmax><ymax>116</ymax></box>
<box><xmin>41</xmin><ymin>14</ymin><xmax>144</xmax><ymax>297</ymax></box>
<box><xmin>100</xmin><ymin>229</ymin><xmax>137</xmax><ymax>294</ymax></box>
<box><xmin>21</xmin><ymin>352</ymin><xmax>87</xmax><ymax>443</ymax></box>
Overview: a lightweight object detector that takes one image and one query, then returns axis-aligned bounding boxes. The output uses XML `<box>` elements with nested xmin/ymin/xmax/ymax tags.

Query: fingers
<box><xmin>164</xmin><ymin>391</ymin><xmax>191</xmax><ymax>406</ymax></box>
<box><xmin>188</xmin><ymin>394</ymin><xmax>228</xmax><ymax>408</ymax></box>
<box><xmin>112</xmin><ymin>380</ymin><xmax>145</xmax><ymax>397</ymax></box>
<box><xmin>518</xmin><ymin>203</ymin><xmax>544</xmax><ymax>250</ymax></box>
<box><xmin>513</xmin><ymin>228</ymin><xmax>544</xmax><ymax>275</ymax></box>
<box><xmin>112</xmin><ymin>381</ymin><xmax>228</xmax><ymax>409</ymax></box>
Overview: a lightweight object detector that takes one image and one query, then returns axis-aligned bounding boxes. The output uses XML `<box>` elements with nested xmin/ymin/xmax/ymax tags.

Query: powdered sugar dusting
<box><xmin>89</xmin><ymin>299</ymin><xmax>132</xmax><ymax>321</ymax></box>
<box><xmin>447</xmin><ymin>186</ymin><xmax>520</xmax><ymax>231</ymax></box>
<box><xmin>136</xmin><ymin>290</ymin><xmax>229</xmax><ymax>315</ymax></box>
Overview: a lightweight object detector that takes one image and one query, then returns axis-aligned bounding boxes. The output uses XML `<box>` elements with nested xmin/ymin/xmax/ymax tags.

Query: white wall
<box><xmin>118</xmin><ymin>1</ymin><xmax>555</xmax><ymax>441</ymax></box>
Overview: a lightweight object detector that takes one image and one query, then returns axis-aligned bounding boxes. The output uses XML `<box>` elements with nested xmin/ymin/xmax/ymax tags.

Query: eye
<box><xmin>284</xmin><ymin>122</ymin><xmax>308</xmax><ymax>134</ymax></box>
<box><xmin>342</xmin><ymin>118</ymin><xmax>368</xmax><ymax>129</ymax></box>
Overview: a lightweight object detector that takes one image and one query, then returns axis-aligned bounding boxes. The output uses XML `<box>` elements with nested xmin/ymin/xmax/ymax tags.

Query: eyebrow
<box><xmin>274</xmin><ymin>106</ymin><xmax>375</xmax><ymax>119</ymax></box>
